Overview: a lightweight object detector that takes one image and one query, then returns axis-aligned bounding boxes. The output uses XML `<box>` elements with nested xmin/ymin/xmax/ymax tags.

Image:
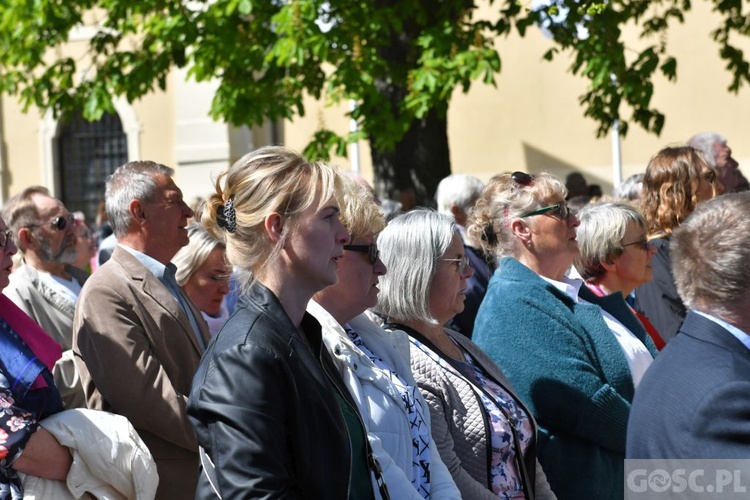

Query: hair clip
<box><xmin>217</xmin><ymin>197</ymin><xmax>237</xmax><ymax>233</ymax></box>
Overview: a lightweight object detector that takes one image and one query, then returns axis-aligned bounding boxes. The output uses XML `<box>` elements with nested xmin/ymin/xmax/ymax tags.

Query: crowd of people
<box><xmin>0</xmin><ymin>130</ymin><xmax>748</xmax><ymax>499</ymax></box>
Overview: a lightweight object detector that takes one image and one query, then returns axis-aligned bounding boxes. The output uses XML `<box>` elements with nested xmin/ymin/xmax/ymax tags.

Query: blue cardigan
<box><xmin>472</xmin><ymin>257</ymin><xmax>657</xmax><ymax>500</ymax></box>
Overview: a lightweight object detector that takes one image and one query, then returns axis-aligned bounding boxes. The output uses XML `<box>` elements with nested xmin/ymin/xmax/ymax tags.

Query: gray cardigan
<box><xmin>398</xmin><ymin>326</ymin><xmax>556</xmax><ymax>500</ymax></box>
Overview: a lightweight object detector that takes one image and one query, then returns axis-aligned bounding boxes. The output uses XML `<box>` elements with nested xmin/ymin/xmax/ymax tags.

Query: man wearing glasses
<box><xmin>2</xmin><ymin>186</ymin><xmax>87</xmax><ymax>408</ymax></box>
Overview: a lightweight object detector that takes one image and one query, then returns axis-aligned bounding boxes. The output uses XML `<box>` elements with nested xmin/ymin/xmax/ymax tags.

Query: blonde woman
<box><xmin>188</xmin><ymin>147</ymin><xmax>378</xmax><ymax>499</ymax></box>
<box><xmin>172</xmin><ymin>222</ymin><xmax>231</xmax><ymax>336</ymax></box>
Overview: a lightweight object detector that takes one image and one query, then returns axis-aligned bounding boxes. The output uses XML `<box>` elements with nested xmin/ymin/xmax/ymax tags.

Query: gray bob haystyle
<box><xmin>172</xmin><ymin>222</ymin><xmax>226</xmax><ymax>286</ymax></box>
<box><xmin>574</xmin><ymin>202</ymin><xmax>647</xmax><ymax>281</ymax></box>
<box><xmin>377</xmin><ymin>209</ymin><xmax>456</xmax><ymax>325</ymax></box>
<box><xmin>106</xmin><ymin>160</ymin><xmax>174</xmax><ymax>237</ymax></box>
<box><xmin>672</xmin><ymin>192</ymin><xmax>750</xmax><ymax>318</ymax></box>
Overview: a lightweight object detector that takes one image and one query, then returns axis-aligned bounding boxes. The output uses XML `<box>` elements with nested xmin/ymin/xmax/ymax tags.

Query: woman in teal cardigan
<box><xmin>468</xmin><ymin>172</ymin><xmax>657</xmax><ymax>500</ymax></box>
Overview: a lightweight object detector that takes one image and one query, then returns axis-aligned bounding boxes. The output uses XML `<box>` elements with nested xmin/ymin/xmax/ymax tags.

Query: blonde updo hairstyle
<box><xmin>640</xmin><ymin>146</ymin><xmax>719</xmax><ymax>238</ymax></box>
<box><xmin>203</xmin><ymin>146</ymin><xmax>342</xmax><ymax>290</ymax></box>
<box><xmin>468</xmin><ymin>172</ymin><xmax>567</xmax><ymax>259</ymax></box>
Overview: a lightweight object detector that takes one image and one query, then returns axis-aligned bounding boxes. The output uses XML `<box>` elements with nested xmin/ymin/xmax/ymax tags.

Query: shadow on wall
<box><xmin>522</xmin><ymin>143</ymin><xmax>614</xmax><ymax>196</ymax></box>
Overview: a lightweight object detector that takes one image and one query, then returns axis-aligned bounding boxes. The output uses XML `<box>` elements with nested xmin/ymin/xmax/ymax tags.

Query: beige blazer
<box><xmin>73</xmin><ymin>246</ymin><xmax>211</xmax><ymax>500</ymax></box>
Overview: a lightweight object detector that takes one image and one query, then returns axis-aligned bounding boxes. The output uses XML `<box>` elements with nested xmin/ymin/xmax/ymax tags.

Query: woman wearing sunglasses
<box><xmin>575</xmin><ymin>201</ymin><xmax>665</xmax><ymax>351</ymax></box>
<box><xmin>377</xmin><ymin>209</ymin><xmax>555</xmax><ymax>500</ymax></box>
<box><xmin>469</xmin><ymin>172</ymin><xmax>653</xmax><ymax>499</ymax></box>
<box><xmin>308</xmin><ymin>179</ymin><xmax>459</xmax><ymax>499</ymax></box>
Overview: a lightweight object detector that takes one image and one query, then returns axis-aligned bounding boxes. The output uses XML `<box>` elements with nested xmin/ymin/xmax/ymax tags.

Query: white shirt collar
<box><xmin>692</xmin><ymin>310</ymin><xmax>750</xmax><ymax>351</ymax></box>
<box><xmin>541</xmin><ymin>275</ymin><xmax>584</xmax><ymax>303</ymax></box>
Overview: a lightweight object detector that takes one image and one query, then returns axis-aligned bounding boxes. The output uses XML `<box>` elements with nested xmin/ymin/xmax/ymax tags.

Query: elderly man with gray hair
<box><xmin>73</xmin><ymin>161</ymin><xmax>211</xmax><ymax>498</ymax></box>
<box><xmin>687</xmin><ymin>132</ymin><xmax>747</xmax><ymax>192</ymax></box>
<box><xmin>435</xmin><ymin>173</ymin><xmax>491</xmax><ymax>337</ymax></box>
<box><xmin>627</xmin><ymin>192</ymin><xmax>750</xmax><ymax>459</ymax></box>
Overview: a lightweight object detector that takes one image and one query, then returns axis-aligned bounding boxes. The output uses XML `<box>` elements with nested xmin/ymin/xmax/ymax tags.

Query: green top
<box><xmin>335</xmin><ymin>390</ymin><xmax>375</xmax><ymax>500</ymax></box>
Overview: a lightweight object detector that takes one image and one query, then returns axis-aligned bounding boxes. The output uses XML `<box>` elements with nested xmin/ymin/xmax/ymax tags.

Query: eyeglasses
<box><xmin>27</xmin><ymin>214</ymin><xmax>75</xmax><ymax>231</ymax></box>
<box><xmin>440</xmin><ymin>254</ymin><xmax>471</xmax><ymax>275</ymax></box>
<box><xmin>0</xmin><ymin>229</ymin><xmax>12</xmax><ymax>248</ymax></box>
<box><xmin>622</xmin><ymin>239</ymin><xmax>651</xmax><ymax>251</ymax></box>
<box><xmin>343</xmin><ymin>243</ymin><xmax>380</xmax><ymax>265</ymax></box>
<box><xmin>511</xmin><ymin>171</ymin><xmax>534</xmax><ymax>186</ymax></box>
<box><xmin>519</xmin><ymin>203</ymin><xmax>571</xmax><ymax>220</ymax></box>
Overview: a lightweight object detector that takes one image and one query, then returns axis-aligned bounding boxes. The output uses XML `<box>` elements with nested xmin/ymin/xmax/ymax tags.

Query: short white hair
<box><xmin>687</xmin><ymin>132</ymin><xmax>726</xmax><ymax>168</ymax></box>
<box><xmin>435</xmin><ymin>174</ymin><xmax>485</xmax><ymax>218</ymax></box>
<box><xmin>574</xmin><ymin>202</ymin><xmax>646</xmax><ymax>281</ymax></box>
<box><xmin>377</xmin><ymin>210</ymin><xmax>456</xmax><ymax>325</ymax></box>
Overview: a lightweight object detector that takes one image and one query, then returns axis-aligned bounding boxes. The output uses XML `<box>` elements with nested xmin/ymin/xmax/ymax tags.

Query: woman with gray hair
<box><xmin>468</xmin><ymin>172</ymin><xmax>657</xmax><ymax>499</ymax></box>
<box><xmin>575</xmin><ymin>201</ymin><xmax>664</xmax><ymax>351</ymax></box>
<box><xmin>172</xmin><ymin>221</ymin><xmax>231</xmax><ymax>336</ymax></box>
<box><xmin>377</xmin><ymin>209</ymin><xmax>555</xmax><ymax>500</ymax></box>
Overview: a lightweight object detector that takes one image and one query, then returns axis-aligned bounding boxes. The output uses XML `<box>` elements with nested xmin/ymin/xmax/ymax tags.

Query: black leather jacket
<box><xmin>187</xmin><ymin>283</ymin><xmax>356</xmax><ymax>499</ymax></box>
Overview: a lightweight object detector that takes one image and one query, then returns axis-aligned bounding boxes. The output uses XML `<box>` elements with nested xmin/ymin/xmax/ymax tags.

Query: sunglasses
<box><xmin>0</xmin><ymin>229</ymin><xmax>12</xmax><ymax>248</ymax></box>
<box><xmin>440</xmin><ymin>254</ymin><xmax>471</xmax><ymax>275</ymax></box>
<box><xmin>511</xmin><ymin>171</ymin><xmax>534</xmax><ymax>186</ymax></box>
<box><xmin>519</xmin><ymin>203</ymin><xmax>571</xmax><ymax>220</ymax></box>
<box><xmin>343</xmin><ymin>243</ymin><xmax>380</xmax><ymax>265</ymax></box>
<box><xmin>27</xmin><ymin>214</ymin><xmax>75</xmax><ymax>231</ymax></box>
<box><xmin>622</xmin><ymin>239</ymin><xmax>651</xmax><ymax>251</ymax></box>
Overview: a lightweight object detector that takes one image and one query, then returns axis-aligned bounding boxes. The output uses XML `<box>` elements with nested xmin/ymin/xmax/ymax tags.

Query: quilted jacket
<box><xmin>398</xmin><ymin>326</ymin><xmax>556</xmax><ymax>500</ymax></box>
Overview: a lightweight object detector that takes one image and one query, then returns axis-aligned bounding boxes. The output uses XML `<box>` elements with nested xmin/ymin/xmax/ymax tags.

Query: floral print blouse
<box><xmin>454</xmin><ymin>353</ymin><xmax>534</xmax><ymax>499</ymax></box>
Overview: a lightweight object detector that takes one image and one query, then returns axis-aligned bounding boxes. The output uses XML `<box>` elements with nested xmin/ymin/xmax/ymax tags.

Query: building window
<box><xmin>57</xmin><ymin>111</ymin><xmax>128</xmax><ymax>221</ymax></box>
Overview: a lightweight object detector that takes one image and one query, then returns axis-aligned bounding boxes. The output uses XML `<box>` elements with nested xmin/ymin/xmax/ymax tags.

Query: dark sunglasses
<box><xmin>519</xmin><ymin>203</ymin><xmax>571</xmax><ymax>220</ymax></box>
<box><xmin>511</xmin><ymin>171</ymin><xmax>534</xmax><ymax>186</ymax></box>
<box><xmin>622</xmin><ymin>239</ymin><xmax>651</xmax><ymax>251</ymax></box>
<box><xmin>343</xmin><ymin>243</ymin><xmax>379</xmax><ymax>265</ymax></box>
<box><xmin>0</xmin><ymin>229</ymin><xmax>12</xmax><ymax>248</ymax></box>
<box><xmin>27</xmin><ymin>214</ymin><xmax>75</xmax><ymax>231</ymax></box>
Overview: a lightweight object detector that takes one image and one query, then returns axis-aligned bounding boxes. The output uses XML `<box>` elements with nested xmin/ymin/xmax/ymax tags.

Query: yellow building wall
<box><xmin>283</xmin><ymin>0</ymin><xmax>750</xmax><ymax>195</ymax></box>
<box><xmin>1</xmin><ymin>0</ymin><xmax>748</xmax><ymax>201</ymax></box>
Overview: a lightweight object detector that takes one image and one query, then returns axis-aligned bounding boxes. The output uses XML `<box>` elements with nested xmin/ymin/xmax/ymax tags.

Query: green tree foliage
<box><xmin>0</xmin><ymin>0</ymin><xmax>748</xmax><ymax>201</ymax></box>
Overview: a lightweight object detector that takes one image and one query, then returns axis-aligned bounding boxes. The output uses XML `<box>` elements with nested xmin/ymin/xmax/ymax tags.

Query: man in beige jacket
<box><xmin>73</xmin><ymin>161</ymin><xmax>210</xmax><ymax>499</ymax></box>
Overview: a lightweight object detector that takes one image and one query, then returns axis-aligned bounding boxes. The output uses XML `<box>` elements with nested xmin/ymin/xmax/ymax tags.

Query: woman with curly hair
<box><xmin>634</xmin><ymin>146</ymin><xmax>722</xmax><ymax>343</ymax></box>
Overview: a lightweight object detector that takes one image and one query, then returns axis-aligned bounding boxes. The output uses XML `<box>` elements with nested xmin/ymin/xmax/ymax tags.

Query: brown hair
<box><xmin>640</xmin><ymin>146</ymin><xmax>719</xmax><ymax>237</ymax></box>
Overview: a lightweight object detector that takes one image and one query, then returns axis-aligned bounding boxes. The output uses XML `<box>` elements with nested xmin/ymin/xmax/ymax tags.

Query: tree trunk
<box><xmin>370</xmin><ymin>108</ymin><xmax>451</xmax><ymax>209</ymax></box>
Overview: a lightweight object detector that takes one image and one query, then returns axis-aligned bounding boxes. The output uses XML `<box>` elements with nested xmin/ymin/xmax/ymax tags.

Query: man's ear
<box><xmin>264</xmin><ymin>213</ymin><xmax>285</xmax><ymax>244</ymax></box>
<box><xmin>16</xmin><ymin>227</ymin><xmax>33</xmax><ymax>250</ymax></box>
<box><xmin>129</xmin><ymin>200</ymin><xmax>146</xmax><ymax>223</ymax></box>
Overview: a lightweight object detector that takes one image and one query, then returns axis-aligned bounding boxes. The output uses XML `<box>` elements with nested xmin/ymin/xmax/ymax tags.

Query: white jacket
<box><xmin>308</xmin><ymin>301</ymin><xmax>460</xmax><ymax>499</ymax></box>
<box><xmin>21</xmin><ymin>409</ymin><xmax>159</xmax><ymax>499</ymax></box>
